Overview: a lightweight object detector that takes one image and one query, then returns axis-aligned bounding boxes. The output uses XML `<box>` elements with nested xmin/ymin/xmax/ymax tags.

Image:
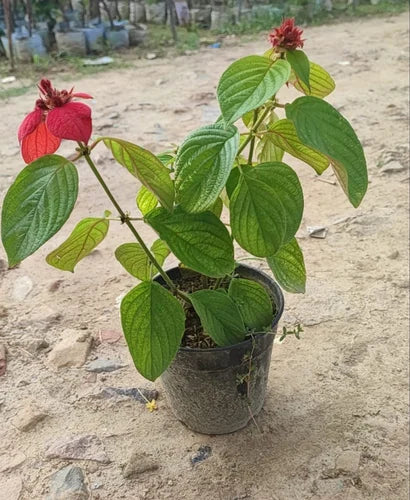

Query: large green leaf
<box><xmin>267</xmin><ymin>238</ymin><xmax>306</xmax><ymax>293</ymax></box>
<box><xmin>217</xmin><ymin>56</ymin><xmax>291</xmax><ymax>125</ymax></box>
<box><xmin>286</xmin><ymin>97</ymin><xmax>367</xmax><ymax>207</ymax></box>
<box><xmin>146</xmin><ymin>207</ymin><xmax>234</xmax><ymax>277</ymax></box>
<box><xmin>190</xmin><ymin>289</ymin><xmax>246</xmax><ymax>346</ymax></box>
<box><xmin>230</xmin><ymin>163</ymin><xmax>303</xmax><ymax>257</ymax></box>
<box><xmin>289</xmin><ymin>61</ymin><xmax>335</xmax><ymax>99</ymax></box>
<box><xmin>175</xmin><ymin>124</ymin><xmax>239</xmax><ymax>213</ymax></box>
<box><xmin>103</xmin><ymin>137</ymin><xmax>174</xmax><ymax>211</ymax></box>
<box><xmin>228</xmin><ymin>278</ymin><xmax>273</xmax><ymax>330</ymax></box>
<box><xmin>267</xmin><ymin>119</ymin><xmax>329</xmax><ymax>174</ymax></box>
<box><xmin>121</xmin><ymin>281</ymin><xmax>185</xmax><ymax>381</ymax></box>
<box><xmin>115</xmin><ymin>239</ymin><xmax>170</xmax><ymax>281</ymax></box>
<box><xmin>46</xmin><ymin>217</ymin><xmax>109</xmax><ymax>272</ymax></box>
<box><xmin>136</xmin><ymin>186</ymin><xmax>158</xmax><ymax>216</ymax></box>
<box><xmin>286</xmin><ymin>49</ymin><xmax>310</xmax><ymax>91</ymax></box>
<box><xmin>1</xmin><ymin>155</ymin><xmax>78</xmax><ymax>268</ymax></box>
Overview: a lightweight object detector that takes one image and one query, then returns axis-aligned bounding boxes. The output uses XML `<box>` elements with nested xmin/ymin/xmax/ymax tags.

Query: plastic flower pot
<box><xmin>154</xmin><ymin>264</ymin><xmax>284</xmax><ymax>435</ymax></box>
<box><xmin>55</xmin><ymin>30</ymin><xmax>87</xmax><ymax>56</ymax></box>
<box><xmin>105</xmin><ymin>28</ymin><xmax>130</xmax><ymax>50</ymax></box>
<box><xmin>82</xmin><ymin>26</ymin><xmax>105</xmax><ymax>53</ymax></box>
<box><xmin>1</xmin><ymin>33</ymin><xmax>47</xmax><ymax>62</ymax></box>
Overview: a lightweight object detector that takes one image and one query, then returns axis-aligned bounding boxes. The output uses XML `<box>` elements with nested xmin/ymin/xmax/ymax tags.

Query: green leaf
<box><xmin>175</xmin><ymin>124</ymin><xmax>239</xmax><ymax>213</ymax></box>
<box><xmin>209</xmin><ymin>197</ymin><xmax>223</xmax><ymax>218</ymax></box>
<box><xmin>226</xmin><ymin>167</ymin><xmax>241</xmax><ymax>200</ymax></box>
<box><xmin>115</xmin><ymin>239</ymin><xmax>170</xmax><ymax>281</ymax></box>
<box><xmin>46</xmin><ymin>217</ymin><xmax>109</xmax><ymax>272</ymax></box>
<box><xmin>1</xmin><ymin>155</ymin><xmax>78</xmax><ymax>268</ymax></box>
<box><xmin>256</xmin><ymin>111</ymin><xmax>284</xmax><ymax>163</ymax></box>
<box><xmin>289</xmin><ymin>61</ymin><xmax>335</xmax><ymax>99</ymax></box>
<box><xmin>146</xmin><ymin>207</ymin><xmax>234</xmax><ymax>277</ymax></box>
<box><xmin>267</xmin><ymin>119</ymin><xmax>329</xmax><ymax>174</ymax></box>
<box><xmin>157</xmin><ymin>152</ymin><xmax>174</xmax><ymax>167</ymax></box>
<box><xmin>230</xmin><ymin>163</ymin><xmax>303</xmax><ymax>257</ymax></box>
<box><xmin>267</xmin><ymin>238</ymin><xmax>306</xmax><ymax>293</ymax></box>
<box><xmin>286</xmin><ymin>97</ymin><xmax>367</xmax><ymax>207</ymax></box>
<box><xmin>136</xmin><ymin>186</ymin><xmax>158</xmax><ymax>216</ymax></box>
<box><xmin>103</xmin><ymin>137</ymin><xmax>174</xmax><ymax>211</ymax></box>
<box><xmin>121</xmin><ymin>281</ymin><xmax>185</xmax><ymax>381</ymax></box>
<box><xmin>190</xmin><ymin>289</ymin><xmax>246</xmax><ymax>346</ymax></box>
<box><xmin>286</xmin><ymin>49</ymin><xmax>310</xmax><ymax>91</ymax></box>
<box><xmin>217</xmin><ymin>56</ymin><xmax>291</xmax><ymax>125</ymax></box>
<box><xmin>228</xmin><ymin>278</ymin><xmax>273</xmax><ymax>330</ymax></box>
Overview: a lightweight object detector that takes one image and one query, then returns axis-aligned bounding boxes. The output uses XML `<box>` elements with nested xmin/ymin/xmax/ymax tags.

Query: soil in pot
<box><xmin>156</xmin><ymin>264</ymin><xmax>284</xmax><ymax>435</ymax></box>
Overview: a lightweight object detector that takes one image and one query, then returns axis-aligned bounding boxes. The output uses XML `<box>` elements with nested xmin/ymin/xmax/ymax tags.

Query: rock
<box><xmin>388</xmin><ymin>250</ymin><xmax>399</xmax><ymax>260</ymax></box>
<box><xmin>191</xmin><ymin>446</ymin><xmax>212</xmax><ymax>465</ymax></box>
<box><xmin>12</xmin><ymin>402</ymin><xmax>48</xmax><ymax>431</ymax></box>
<box><xmin>380</xmin><ymin>161</ymin><xmax>407</xmax><ymax>174</ymax></box>
<box><xmin>46</xmin><ymin>435</ymin><xmax>110</xmax><ymax>463</ymax></box>
<box><xmin>48</xmin><ymin>330</ymin><xmax>92</xmax><ymax>368</ymax></box>
<box><xmin>48</xmin><ymin>465</ymin><xmax>89</xmax><ymax>500</ymax></box>
<box><xmin>12</xmin><ymin>276</ymin><xmax>33</xmax><ymax>301</ymax></box>
<box><xmin>0</xmin><ymin>344</ymin><xmax>7</xmax><ymax>376</ymax></box>
<box><xmin>93</xmin><ymin>387</ymin><xmax>158</xmax><ymax>403</ymax></box>
<box><xmin>23</xmin><ymin>338</ymin><xmax>49</xmax><ymax>354</ymax></box>
<box><xmin>307</xmin><ymin>226</ymin><xmax>328</xmax><ymax>239</ymax></box>
<box><xmin>335</xmin><ymin>450</ymin><xmax>361</xmax><ymax>473</ymax></box>
<box><xmin>85</xmin><ymin>359</ymin><xmax>126</xmax><ymax>373</ymax></box>
<box><xmin>0</xmin><ymin>452</ymin><xmax>26</xmax><ymax>472</ymax></box>
<box><xmin>99</xmin><ymin>330</ymin><xmax>122</xmax><ymax>344</ymax></box>
<box><xmin>0</xmin><ymin>476</ymin><xmax>23</xmax><ymax>500</ymax></box>
<box><xmin>123</xmin><ymin>451</ymin><xmax>158</xmax><ymax>478</ymax></box>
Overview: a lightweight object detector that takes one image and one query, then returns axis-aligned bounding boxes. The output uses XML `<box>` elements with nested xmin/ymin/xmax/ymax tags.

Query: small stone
<box><xmin>380</xmin><ymin>160</ymin><xmax>407</xmax><ymax>174</ymax></box>
<box><xmin>99</xmin><ymin>330</ymin><xmax>122</xmax><ymax>344</ymax></box>
<box><xmin>388</xmin><ymin>250</ymin><xmax>399</xmax><ymax>260</ymax></box>
<box><xmin>85</xmin><ymin>359</ymin><xmax>126</xmax><ymax>373</ymax></box>
<box><xmin>307</xmin><ymin>226</ymin><xmax>328</xmax><ymax>239</ymax></box>
<box><xmin>0</xmin><ymin>452</ymin><xmax>26</xmax><ymax>472</ymax></box>
<box><xmin>48</xmin><ymin>465</ymin><xmax>89</xmax><ymax>500</ymax></box>
<box><xmin>191</xmin><ymin>446</ymin><xmax>212</xmax><ymax>465</ymax></box>
<box><xmin>12</xmin><ymin>276</ymin><xmax>33</xmax><ymax>301</ymax></box>
<box><xmin>335</xmin><ymin>450</ymin><xmax>361</xmax><ymax>473</ymax></box>
<box><xmin>11</xmin><ymin>403</ymin><xmax>48</xmax><ymax>431</ymax></box>
<box><xmin>23</xmin><ymin>338</ymin><xmax>49</xmax><ymax>354</ymax></box>
<box><xmin>123</xmin><ymin>451</ymin><xmax>158</xmax><ymax>478</ymax></box>
<box><xmin>0</xmin><ymin>476</ymin><xmax>23</xmax><ymax>500</ymax></box>
<box><xmin>48</xmin><ymin>279</ymin><xmax>64</xmax><ymax>292</ymax></box>
<box><xmin>46</xmin><ymin>435</ymin><xmax>110</xmax><ymax>463</ymax></box>
<box><xmin>48</xmin><ymin>330</ymin><xmax>92</xmax><ymax>368</ymax></box>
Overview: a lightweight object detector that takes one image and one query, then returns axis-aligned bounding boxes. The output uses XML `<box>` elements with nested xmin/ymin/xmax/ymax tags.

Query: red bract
<box><xmin>269</xmin><ymin>18</ymin><xmax>304</xmax><ymax>51</ymax></box>
<box><xmin>18</xmin><ymin>79</ymin><xmax>93</xmax><ymax>164</ymax></box>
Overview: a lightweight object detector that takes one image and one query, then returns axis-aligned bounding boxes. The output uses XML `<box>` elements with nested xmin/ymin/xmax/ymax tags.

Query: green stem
<box><xmin>237</xmin><ymin>107</ymin><xmax>271</xmax><ymax>157</ymax></box>
<box><xmin>80</xmin><ymin>144</ymin><xmax>190</xmax><ymax>304</ymax></box>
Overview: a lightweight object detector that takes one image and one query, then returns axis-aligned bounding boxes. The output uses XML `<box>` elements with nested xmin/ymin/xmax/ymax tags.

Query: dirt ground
<box><xmin>0</xmin><ymin>12</ymin><xmax>409</xmax><ymax>500</ymax></box>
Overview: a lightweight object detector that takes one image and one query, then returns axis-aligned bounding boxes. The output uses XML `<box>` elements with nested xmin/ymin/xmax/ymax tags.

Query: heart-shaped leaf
<box><xmin>228</xmin><ymin>278</ymin><xmax>273</xmax><ymax>330</ymax></box>
<box><xmin>46</xmin><ymin>217</ymin><xmax>109</xmax><ymax>272</ymax></box>
<box><xmin>146</xmin><ymin>207</ymin><xmax>234</xmax><ymax>277</ymax></box>
<box><xmin>286</xmin><ymin>49</ymin><xmax>310</xmax><ymax>91</ymax></box>
<box><xmin>267</xmin><ymin>238</ymin><xmax>306</xmax><ymax>293</ymax></box>
<box><xmin>1</xmin><ymin>155</ymin><xmax>78</xmax><ymax>268</ymax></box>
<box><xmin>175</xmin><ymin>124</ymin><xmax>239</xmax><ymax>213</ymax></box>
<box><xmin>286</xmin><ymin>97</ymin><xmax>367</xmax><ymax>207</ymax></box>
<box><xmin>217</xmin><ymin>56</ymin><xmax>291</xmax><ymax>125</ymax></box>
<box><xmin>289</xmin><ymin>61</ymin><xmax>335</xmax><ymax>98</ymax></box>
<box><xmin>103</xmin><ymin>137</ymin><xmax>174</xmax><ymax>211</ymax></box>
<box><xmin>121</xmin><ymin>281</ymin><xmax>185</xmax><ymax>381</ymax></box>
<box><xmin>230</xmin><ymin>163</ymin><xmax>303</xmax><ymax>257</ymax></box>
<box><xmin>190</xmin><ymin>289</ymin><xmax>246</xmax><ymax>346</ymax></box>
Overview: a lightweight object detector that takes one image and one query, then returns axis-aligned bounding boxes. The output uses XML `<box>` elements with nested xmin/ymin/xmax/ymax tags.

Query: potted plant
<box><xmin>1</xmin><ymin>19</ymin><xmax>367</xmax><ymax>434</ymax></box>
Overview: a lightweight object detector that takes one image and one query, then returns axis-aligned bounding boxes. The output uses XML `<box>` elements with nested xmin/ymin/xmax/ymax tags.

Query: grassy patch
<box><xmin>0</xmin><ymin>85</ymin><xmax>32</xmax><ymax>100</ymax></box>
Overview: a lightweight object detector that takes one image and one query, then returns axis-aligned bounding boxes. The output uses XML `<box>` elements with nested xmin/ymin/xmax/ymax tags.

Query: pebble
<box><xmin>48</xmin><ymin>330</ymin><xmax>92</xmax><ymax>368</ymax></box>
<box><xmin>11</xmin><ymin>403</ymin><xmax>48</xmax><ymax>431</ymax></box>
<box><xmin>85</xmin><ymin>359</ymin><xmax>126</xmax><ymax>373</ymax></box>
<box><xmin>335</xmin><ymin>450</ymin><xmax>361</xmax><ymax>473</ymax></box>
<box><xmin>388</xmin><ymin>250</ymin><xmax>399</xmax><ymax>260</ymax></box>
<box><xmin>123</xmin><ymin>451</ymin><xmax>159</xmax><ymax>478</ymax></box>
<box><xmin>46</xmin><ymin>435</ymin><xmax>110</xmax><ymax>463</ymax></box>
<box><xmin>307</xmin><ymin>226</ymin><xmax>328</xmax><ymax>239</ymax></box>
<box><xmin>99</xmin><ymin>330</ymin><xmax>122</xmax><ymax>344</ymax></box>
<box><xmin>48</xmin><ymin>465</ymin><xmax>89</xmax><ymax>500</ymax></box>
<box><xmin>93</xmin><ymin>387</ymin><xmax>158</xmax><ymax>403</ymax></box>
<box><xmin>0</xmin><ymin>476</ymin><xmax>23</xmax><ymax>500</ymax></box>
<box><xmin>380</xmin><ymin>160</ymin><xmax>407</xmax><ymax>174</ymax></box>
<box><xmin>0</xmin><ymin>452</ymin><xmax>26</xmax><ymax>472</ymax></box>
<box><xmin>191</xmin><ymin>446</ymin><xmax>212</xmax><ymax>465</ymax></box>
<box><xmin>12</xmin><ymin>276</ymin><xmax>33</xmax><ymax>302</ymax></box>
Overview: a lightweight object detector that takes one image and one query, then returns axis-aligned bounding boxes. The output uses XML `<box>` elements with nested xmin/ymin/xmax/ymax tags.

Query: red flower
<box><xmin>18</xmin><ymin>79</ymin><xmax>93</xmax><ymax>164</ymax></box>
<box><xmin>269</xmin><ymin>18</ymin><xmax>304</xmax><ymax>51</ymax></box>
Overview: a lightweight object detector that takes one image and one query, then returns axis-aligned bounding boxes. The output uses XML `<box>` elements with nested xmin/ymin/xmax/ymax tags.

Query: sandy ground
<box><xmin>0</xmin><ymin>12</ymin><xmax>409</xmax><ymax>500</ymax></box>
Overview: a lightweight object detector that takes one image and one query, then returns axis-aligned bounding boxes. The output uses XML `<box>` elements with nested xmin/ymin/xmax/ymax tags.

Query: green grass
<box><xmin>0</xmin><ymin>85</ymin><xmax>32</xmax><ymax>100</ymax></box>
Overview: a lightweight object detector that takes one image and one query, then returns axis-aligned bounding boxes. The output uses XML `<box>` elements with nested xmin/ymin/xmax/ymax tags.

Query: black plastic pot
<box><xmin>154</xmin><ymin>264</ymin><xmax>284</xmax><ymax>435</ymax></box>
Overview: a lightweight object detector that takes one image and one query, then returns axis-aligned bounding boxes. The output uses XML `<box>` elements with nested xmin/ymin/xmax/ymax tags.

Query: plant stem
<box><xmin>80</xmin><ymin>144</ymin><xmax>190</xmax><ymax>303</ymax></box>
<box><xmin>237</xmin><ymin>107</ymin><xmax>271</xmax><ymax>157</ymax></box>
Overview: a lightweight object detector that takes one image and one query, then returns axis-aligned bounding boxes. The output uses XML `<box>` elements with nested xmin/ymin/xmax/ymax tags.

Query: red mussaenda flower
<box><xmin>18</xmin><ymin>79</ymin><xmax>93</xmax><ymax>164</ymax></box>
<box><xmin>269</xmin><ymin>18</ymin><xmax>304</xmax><ymax>51</ymax></box>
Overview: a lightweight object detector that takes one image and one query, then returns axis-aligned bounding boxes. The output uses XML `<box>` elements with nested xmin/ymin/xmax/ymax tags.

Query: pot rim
<box><xmin>156</xmin><ymin>263</ymin><xmax>284</xmax><ymax>354</ymax></box>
